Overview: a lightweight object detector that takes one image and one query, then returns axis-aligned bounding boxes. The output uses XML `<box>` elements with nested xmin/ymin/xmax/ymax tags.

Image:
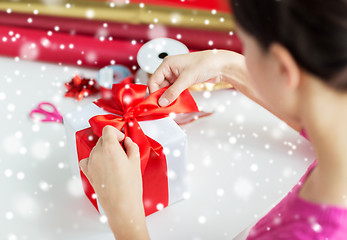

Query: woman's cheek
<box><xmin>244</xmin><ymin>50</ymin><xmax>267</xmax><ymax>93</ymax></box>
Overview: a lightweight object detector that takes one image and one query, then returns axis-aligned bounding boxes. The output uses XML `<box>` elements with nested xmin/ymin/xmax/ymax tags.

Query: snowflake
<box><xmin>167</xmin><ymin>170</ymin><xmax>176</xmax><ymax>180</ymax></box>
<box><xmin>57</xmin><ymin>162</ymin><xmax>65</xmax><ymax>169</ymax></box>
<box><xmin>203</xmin><ymin>91</ymin><xmax>211</xmax><ymax>99</ymax></box>
<box><xmin>4</xmin><ymin>169</ymin><xmax>13</xmax><ymax>177</ymax></box>
<box><xmin>85</xmin><ymin>9</ymin><xmax>95</xmax><ymax>19</ymax></box>
<box><xmin>170</xmin><ymin>13</ymin><xmax>182</xmax><ymax>24</ymax></box>
<box><xmin>182</xmin><ymin>192</ymin><xmax>191</xmax><ymax>199</ymax></box>
<box><xmin>186</xmin><ymin>163</ymin><xmax>195</xmax><ymax>172</ymax></box>
<box><xmin>156</xmin><ymin>203</ymin><xmax>164</xmax><ymax>210</ymax></box>
<box><xmin>234</xmin><ymin>178</ymin><xmax>254</xmax><ymax>198</ymax></box>
<box><xmin>39</xmin><ymin>181</ymin><xmax>50</xmax><ymax>192</ymax></box>
<box><xmin>17</xmin><ymin>172</ymin><xmax>25</xmax><ymax>180</ymax></box>
<box><xmin>173</xmin><ymin>149</ymin><xmax>181</xmax><ymax>157</ymax></box>
<box><xmin>229</xmin><ymin>136</ymin><xmax>237</xmax><ymax>144</ymax></box>
<box><xmin>7</xmin><ymin>103</ymin><xmax>15</xmax><ymax>111</ymax></box>
<box><xmin>216</xmin><ymin>188</ymin><xmax>225</xmax><ymax>197</ymax></box>
<box><xmin>6</xmin><ymin>211</ymin><xmax>14</xmax><ymax>220</ymax></box>
<box><xmin>312</xmin><ymin>222</ymin><xmax>322</xmax><ymax>233</ymax></box>
<box><xmin>235</xmin><ymin>114</ymin><xmax>245</xmax><ymax>123</ymax></box>
<box><xmin>7</xmin><ymin>233</ymin><xmax>17</xmax><ymax>240</ymax></box>
<box><xmin>67</xmin><ymin>177</ymin><xmax>84</xmax><ymax>197</ymax></box>
<box><xmin>30</xmin><ymin>140</ymin><xmax>50</xmax><ymax>160</ymax></box>
<box><xmin>99</xmin><ymin>215</ymin><xmax>108</xmax><ymax>223</ymax></box>
<box><xmin>19</xmin><ymin>42</ymin><xmax>40</xmax><ymax>60</ymax></box>
<box><xmin>198</xmin><ymin>216</ymin><xmax>206</xmax><ymax>224</ymax></box>
<box><xmin>250</xmin><ymin>164</ymin><xmax>258</xmax><ymax>172</ymax></box>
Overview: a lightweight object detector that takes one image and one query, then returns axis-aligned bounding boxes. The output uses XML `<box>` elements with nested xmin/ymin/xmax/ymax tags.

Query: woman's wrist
<box><xmin>215</xmin><ymin>50</ymin><xmax>251</xmax><ymax>95</ymax></box>
<box><xmin>106</xmin><ymin>203</ymin><xmax>150</xmax><ymax>240</ymax></box>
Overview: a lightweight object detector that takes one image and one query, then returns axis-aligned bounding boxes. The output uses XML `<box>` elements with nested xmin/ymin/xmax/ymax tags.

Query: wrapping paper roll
<box><xmin>0</xmin><ymin>0</ymin><xmax>234</xmax><ymax>31</ymax></box>
<box><xmin>94</xmin><ymin>0</ymin><xmax>232</xmax><ymax>13</ymax></box>
<box><xmin>0</xmin><ymin>12</ymin><xmax>242</xmax><ymax>52</ymax></box>
<box><xmin>0</xmin><ymin>25</ymin><xmax>142</xmax><ymax>68</ymax></box>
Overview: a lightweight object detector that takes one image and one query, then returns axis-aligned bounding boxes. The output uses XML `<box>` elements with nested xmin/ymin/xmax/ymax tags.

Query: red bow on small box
<box><xmin>75</xmin><ymin>82</ymin><xmax>199</xmax><ymax>216</ymax></box>
<box><xmin>65</xmin><ymin>75</ymin><xmax>99</xmax><ymax>101</ymax></box>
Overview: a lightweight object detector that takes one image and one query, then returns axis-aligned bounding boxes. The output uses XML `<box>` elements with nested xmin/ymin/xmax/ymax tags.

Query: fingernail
<box><xmin>159</xmin><ymin>97</ymin><xmax>169</xmax><ymax>107</ymax></box>
<box><xmin>126</xmin><ymin>137</ymin><xmax>132</xmax><ymax>142</ymax></box>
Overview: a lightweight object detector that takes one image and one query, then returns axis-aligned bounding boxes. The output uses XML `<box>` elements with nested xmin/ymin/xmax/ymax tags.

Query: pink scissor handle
<box><xmin>30</xmin><ymin>102</ymin><xmax>63</xmax><ymax>123</ymax></box>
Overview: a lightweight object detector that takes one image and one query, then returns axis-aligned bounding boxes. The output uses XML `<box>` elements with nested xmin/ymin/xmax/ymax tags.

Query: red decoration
<box><xmin>64</xmin><ymin>75</ymin><xmax>99</xmax><ymax>101</ymax></box>
<box><xmin>99</xmin><ymin>75</ymin><xmax>135</xmax><ymax>100</ymax></box>
<box><xmin>0</xmin><ymin>25</ymin><xmax>141</xmax><ymax>69</ymax></box>
<box><xmin>75</xmin><ymin>82</ymin><xmax>199</xmax><ymax>216</ymax></box>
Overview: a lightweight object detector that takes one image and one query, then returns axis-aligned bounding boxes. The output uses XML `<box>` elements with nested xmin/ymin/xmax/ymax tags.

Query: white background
<box><xmin>0</xmin><ymin>56</ymin><xmax>315</xmax><ymax>240</ymax></box>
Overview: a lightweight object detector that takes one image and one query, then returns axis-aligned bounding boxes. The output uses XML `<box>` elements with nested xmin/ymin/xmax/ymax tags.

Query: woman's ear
<box><xmin>269</xmin><ymin>43</ymin><xmax>301</xmax><ymax>90</ymax></box>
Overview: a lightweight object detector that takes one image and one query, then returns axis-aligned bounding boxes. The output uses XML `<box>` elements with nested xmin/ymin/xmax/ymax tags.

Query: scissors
<box><xmin>30</xmin><ymin>102</ymin><xmax>63</xmax><ymax>123</ymax></box>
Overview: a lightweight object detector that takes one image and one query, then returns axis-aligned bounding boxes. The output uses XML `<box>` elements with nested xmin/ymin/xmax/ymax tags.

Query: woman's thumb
<box><xmin>79</xmin><ymin>158</ymin><xmax>89</xmax><ymax>176</ymax></box>
<box><xmin>158</xmin><ymin>73</ymin><xmax>190</xmax><ymax>107</ymax></box>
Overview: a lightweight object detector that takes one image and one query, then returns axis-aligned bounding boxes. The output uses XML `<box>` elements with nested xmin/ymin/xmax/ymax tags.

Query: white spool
<box><xmin>137</xmin><ymin>38</ymin><xmax>189</xmax><ymax>74</ymax></box>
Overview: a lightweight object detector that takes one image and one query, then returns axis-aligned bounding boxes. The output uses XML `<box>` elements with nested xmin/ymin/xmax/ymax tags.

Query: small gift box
<box><xmin>64</xmin><ymin>83</ymin><xmax>199</xmax><ymax>216</ymax></box>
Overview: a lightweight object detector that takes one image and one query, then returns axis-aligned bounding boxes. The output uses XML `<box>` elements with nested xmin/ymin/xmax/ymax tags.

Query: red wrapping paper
<box><xmin>0</xmin><ymin>12</ymin><xmax>242</xmax><ymax>53</ymax></box>
<box><xmin>0</xmin><ymin>24</ymin><xmax>142</xmax><ymax>68</ymax></box>
<box><xmin>96</xmin><ymin>0</ymin><xmax>232</xmax><ymax>13</ymax></box>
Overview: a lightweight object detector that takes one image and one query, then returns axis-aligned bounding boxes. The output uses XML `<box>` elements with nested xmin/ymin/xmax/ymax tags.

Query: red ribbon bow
<box><xmin>76</xmin><ymin>82</ymin><xmax>199</xmax><ymax>216</ymax></box>
<box><xmin>65</xmin><ymin>75</ymin><xmax>99</xmax><ymax>101</ymax></box>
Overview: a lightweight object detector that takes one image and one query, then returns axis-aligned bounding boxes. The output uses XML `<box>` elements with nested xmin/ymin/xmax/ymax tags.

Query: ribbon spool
<box><xmin>137</xmin><ymin>38</ymin><xmax>190</xmax><ymax>84</ymax></box>
<box><xmin>97</xmin><ymin>65</ymin><xmax>132</xmax><ymax>98</ymax></box>
<box><xmin>134</xmin><ymin>69</ymin><xmax>149</xmax><ymax>85</ymax></box>
<box><xmin>137</xmin><ymin>37</ymin><xmax>233</xmax><ymax>91</ymax></box>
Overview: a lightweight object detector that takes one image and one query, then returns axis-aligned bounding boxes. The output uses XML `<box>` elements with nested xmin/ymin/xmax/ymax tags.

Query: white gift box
<box><xmin>63</xmin><ymin>103</ymin><xmax>189</xmax><ymax>215</ymax></box>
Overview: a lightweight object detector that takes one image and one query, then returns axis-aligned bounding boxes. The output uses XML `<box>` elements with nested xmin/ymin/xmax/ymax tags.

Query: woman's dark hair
<box><xmin>231</xmin><ymin>0</ymin><xmax>347</xmax><ymax>90</ymax></box>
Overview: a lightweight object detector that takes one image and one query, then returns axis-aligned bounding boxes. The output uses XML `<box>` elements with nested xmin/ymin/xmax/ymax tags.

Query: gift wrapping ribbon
<box><xmin>76</xmin><ymin>82</ymin><xmax>199</xmax><ymax>215</ymax></box>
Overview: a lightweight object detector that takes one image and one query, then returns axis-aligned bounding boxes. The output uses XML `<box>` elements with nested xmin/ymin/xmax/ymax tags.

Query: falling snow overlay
<box><xmin>0</xmin><ymin>55</ymin><xmax>315</xmax><ymax>239</ymax></box>
<box><xmin>0</xmin><ymin>1</ymin><xmax>315</xmax><ymax>238</ymax></box>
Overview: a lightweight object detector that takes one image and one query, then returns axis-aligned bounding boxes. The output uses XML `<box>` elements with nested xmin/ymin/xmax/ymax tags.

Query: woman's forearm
<box><xmin>217</xmin><ymin>50</ymin><xmax>302</xmax><ymax>132</ymax></box>
<box><xmin>105</xmin><ymin>204</ymin><xmax>150</xmax><ymax>240</ymax></box>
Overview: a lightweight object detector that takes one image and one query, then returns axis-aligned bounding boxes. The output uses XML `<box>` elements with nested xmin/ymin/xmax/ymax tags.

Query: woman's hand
<box><xmin>148</xmin><ymin>49</ymin><xmax>302</xmax><ymax>132</ymax></box>
<box><xmin>148</xmin><ymin>50</ymin><xmax>248</xmax><ymax>106</ymax></box>
<box><xmin>79</xmin><ymin>125</ymin><xmax>150</xmax><ymax>240</ymax></box>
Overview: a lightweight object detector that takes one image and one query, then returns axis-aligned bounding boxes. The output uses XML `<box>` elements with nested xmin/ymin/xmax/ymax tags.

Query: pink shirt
<box><xmin>246</xmin><ymin>131</ymin><xmax>347</xmax><ymax>239</ymax></box>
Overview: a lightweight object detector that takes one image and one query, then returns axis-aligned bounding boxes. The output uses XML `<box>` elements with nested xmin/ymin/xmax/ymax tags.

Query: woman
<box><xmin>79</xmin><ymin>0</ymin><xmax>347</xmax><ymax>239</ymax></box>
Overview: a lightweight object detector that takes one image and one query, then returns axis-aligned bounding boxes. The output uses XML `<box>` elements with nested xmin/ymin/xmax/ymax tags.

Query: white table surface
<box><xmin>0</xmin><ymin>56</ymin><xmax>316</xmax><ymax>240</ymax></box>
